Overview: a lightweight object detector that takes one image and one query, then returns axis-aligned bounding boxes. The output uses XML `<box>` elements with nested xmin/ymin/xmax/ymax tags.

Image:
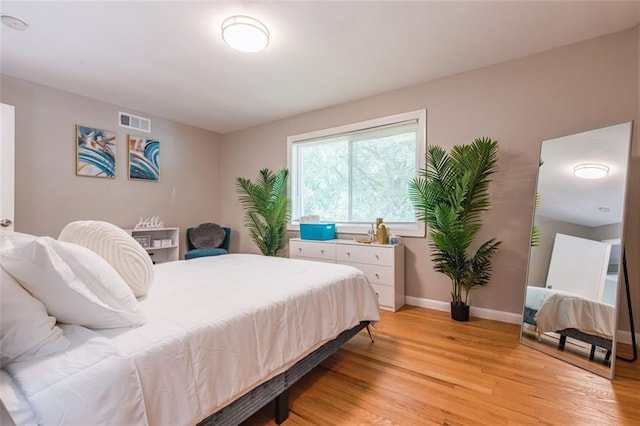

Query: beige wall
<box><xmin>221</xmin><ymin>27</ymin><xmax>639</xmax><ymax>320</ymax></box>
<box><xmin>0</xmin><ymin>75</ymin><xmax>222</xmax><ymax>258</ymax></box>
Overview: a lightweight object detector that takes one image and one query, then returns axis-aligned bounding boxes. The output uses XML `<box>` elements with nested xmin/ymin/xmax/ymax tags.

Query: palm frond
<box><xmin>236</xmin><ymin>168</ymin><xmax>291</xmax><ymax>256</ymax></box>
<box><xmin>409</xmin><ymin>137</ymin><xmax>501</xmax><ymax>306</ymax></box>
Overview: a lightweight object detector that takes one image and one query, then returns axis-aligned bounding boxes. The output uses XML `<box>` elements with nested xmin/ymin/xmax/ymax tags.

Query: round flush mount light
<box><xmin>573</xmin><ymin>163</ymin><xmax>610</xmax><ymax>179</ymax></box>
<box><xmin>222</xmin><ymin>15</ymin><xmax>269</xmax><ymax>53</ymax></box>
<box><xmin>1</xmin><ymin>14</ymin><xmax>28</xmax><ymax>31</ymax></box>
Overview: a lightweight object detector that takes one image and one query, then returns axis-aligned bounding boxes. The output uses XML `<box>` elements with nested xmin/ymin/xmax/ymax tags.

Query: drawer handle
<box><xmin>346</xmin><ymin>252</ymin><xmax>351</xmax><ymax>257</ymax></box>
<box><xmin>321</xmin><ymin>249</ymin><xmax>324</xmax><ymax>254</ymax></box>
<box><xmin>375</xmin><ymin>254</ymin><xmax>379</xmax><ymax>260</ymax></box>
<box><xmin>298</xmin><ymin>247</ymin><xmax>302</xmax><ymax>252</ymax></box>
<box><xmin>375</xmin><ymin>273</ymin><xmax>380</xmax><ymax>279</ymax></box>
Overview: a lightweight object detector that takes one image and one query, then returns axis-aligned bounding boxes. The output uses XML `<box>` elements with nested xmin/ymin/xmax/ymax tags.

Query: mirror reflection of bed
<box><xmin>521</xmin><ymin>121</ymin><xmax>633</xmax><ymax>379</ymax></box>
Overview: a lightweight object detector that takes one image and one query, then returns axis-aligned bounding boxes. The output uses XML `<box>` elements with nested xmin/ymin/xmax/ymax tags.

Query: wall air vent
<box><xmin>119</xmin><ymin>112</ymin><xmax>151</xmax><ymax>133</ymax></box>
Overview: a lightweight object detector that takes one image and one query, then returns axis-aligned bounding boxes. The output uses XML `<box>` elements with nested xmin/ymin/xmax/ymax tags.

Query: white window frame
<box><xmin>287</xmin><ymin>109</ymin><xmax>426</xmax><ymax>237</ymax></box>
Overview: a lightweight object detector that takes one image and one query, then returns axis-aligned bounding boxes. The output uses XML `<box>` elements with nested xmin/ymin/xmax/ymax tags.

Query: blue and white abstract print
<box><xmin>77</xmin><ymin>125</ymin><xmax>116</xmax><ymax>178</ymax></box>
<box><xmin>129</xmin><ymin>136</ymin><xmax>160</xmax><ymax>181</ymax></box>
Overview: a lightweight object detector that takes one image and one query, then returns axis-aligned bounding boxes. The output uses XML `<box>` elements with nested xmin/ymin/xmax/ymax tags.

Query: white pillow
<box><xmin>59</xmin><ymin>220</ymin><xmax>154</xmax><ymax>297</ymax></box>
<box><xmin>0</xmin><ymin>237</ymin><xmax>146</xmax><ymax>329</ymax></box>
<box><xmin>0</xmin><ymin>266</ymin><xmax>70</xmax><ymax>367</ymax></box>
<box><xmin>0</xmin><ymin>231</ymin><xmax>36</xmax><ymax>248</ymax></box>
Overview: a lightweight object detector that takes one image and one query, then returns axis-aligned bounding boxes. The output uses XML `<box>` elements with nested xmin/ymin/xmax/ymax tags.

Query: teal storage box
<box><xmin>300</xmin><ymin>223</ymin><xmax>336</xmax><ymax>240</ymax></box>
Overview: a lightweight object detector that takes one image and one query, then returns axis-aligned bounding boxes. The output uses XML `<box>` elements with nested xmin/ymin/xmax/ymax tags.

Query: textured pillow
<box><xmin>190</xmin><ymin>223</ymin><xmax>226</xmax><ymax>249</ymax></box>
<box><xmin>59</xmin><ymin>220</ymin><xmax>154</xmax><ymax>297</ymax></box>
<box><xmin>0</xmin><ymin>266</ymin><xmax>70</xmax><ymax>366</ymax></box>
<box><xmin>0</xmin><ymin>237</ymin><xmax>146</xmax><ymax>329</ymax></box>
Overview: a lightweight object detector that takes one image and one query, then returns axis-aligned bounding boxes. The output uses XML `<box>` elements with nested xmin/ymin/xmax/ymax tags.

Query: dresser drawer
<box><xmin>336</xmin><ymin>244</ymin><xmax>393</xmax><ymax>266</ymax></box>
<box><xmin>289</xmin><ymin>240</ymin><xmax>336</xmax><ymax>262</ymax></box>
<box><xmin>370</xmin><ymin>283</ymin><xmax>393</xmax><ymax>309</ymax></box>
<box><xmin>342</xmin><ymin>262</ymin><xmax>393</xmax><ymax>285</ymax></box>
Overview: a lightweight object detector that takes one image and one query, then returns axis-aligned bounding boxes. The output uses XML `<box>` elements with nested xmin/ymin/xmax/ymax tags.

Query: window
<box><xmin>287</xmin><ymin>110</ymin><xmax>426</xmax><ymax>236</ymax></box>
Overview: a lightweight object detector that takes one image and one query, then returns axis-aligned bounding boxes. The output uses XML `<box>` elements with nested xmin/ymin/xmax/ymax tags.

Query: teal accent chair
<box><xmin>185</xmin><ymin>227</ymin><xmax>231</xmax><ymax>260</ymax></box>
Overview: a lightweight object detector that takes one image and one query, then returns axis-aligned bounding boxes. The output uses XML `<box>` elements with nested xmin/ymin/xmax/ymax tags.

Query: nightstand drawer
<box><xmin>370</xmin><ymin>283</ymin><xmax>393</xmax><ymax>309</ymax></box>
<box><xmin>336</xmin><ymin>244</ymin><xmax>393</xmax><ymax>266</ymax></box>
<box><xmin>343</xmin><ymin>262</ymin><xmax>393</xmax><ymax>285</ymax></box>
<box><xmin>289</xmin><ymin>240</ymin><xmax>336</xmax><ymax>262</ymax></box>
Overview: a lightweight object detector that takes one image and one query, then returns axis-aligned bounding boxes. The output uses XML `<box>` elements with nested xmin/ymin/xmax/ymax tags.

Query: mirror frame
<box><xmin>520</xmin><ymin>121</ymin><xmax>634</xmax><ymax>379</ymax></box>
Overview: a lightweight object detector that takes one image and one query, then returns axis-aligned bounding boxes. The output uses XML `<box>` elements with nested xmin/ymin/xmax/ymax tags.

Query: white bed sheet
<box><xmin>96</xmin><ymin>254</ymin><xmax>380</xmax><ymax>426</ymax></box>
<box><xmin>1</xmin><ymin>325</ymin><xmax>148</xmax><ymax>425</ymax></box>
<box><xmin>527</xmin><ymin>287</ymin><xmax>616</xmax><ymax>339</ymax></box>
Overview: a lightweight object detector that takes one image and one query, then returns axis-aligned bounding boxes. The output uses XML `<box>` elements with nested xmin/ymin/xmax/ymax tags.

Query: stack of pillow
<box><xmin>0</xmin><ymin>221</ymin><xmax>154</xmax><ymax>367</ymax></box>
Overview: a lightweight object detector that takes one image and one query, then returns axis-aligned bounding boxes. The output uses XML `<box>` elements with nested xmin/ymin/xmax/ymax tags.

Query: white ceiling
<box><xmin>536</xmin><ymin>122</ymin><xmax>633</xmax><ymax>228</ymax></box>
<box><xmin>1</xmin><ymin>1</ymin><xmax>639</xmax><ymax>134</ymax></box>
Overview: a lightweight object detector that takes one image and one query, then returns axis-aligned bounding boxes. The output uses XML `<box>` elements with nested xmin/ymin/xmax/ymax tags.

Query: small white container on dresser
<box><xmin>289</xmin><ymin>238</ymin><xmax>405</xmax><ymax>312</ymax></box>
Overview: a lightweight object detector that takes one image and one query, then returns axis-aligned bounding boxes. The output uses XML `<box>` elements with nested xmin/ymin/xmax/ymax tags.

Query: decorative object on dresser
<box><xmin>127</xmin><ymin>226</ymin><xmax>179</xmax><ymax>264</ymax></box>
<box><xmin>289</xmin><ymin>238</ymin><xmax>405</xmax><ymax>312</ymax></box>
<box><xmin>133</xmin><ymin>215</ymin><xmax>164</xmax><ymax>229</ymax></box>
<box><xmin>76</xmin><ymin>125</ymin><xmax>116</xmax><ymax>178</ymax></box>
<box><xmin>185</xmin><ymin>224</ymin><xmax>231</xmax><ymax>259</ymax></box>
<box><xmin>409</xmin><ymin>137</ymin><xmax>501</xmax><ymax>321</ymax></box>
<box><xmin>236</xmin><ymin>168</ymin><xmax>291</xmax><ymax>256</ymax></box>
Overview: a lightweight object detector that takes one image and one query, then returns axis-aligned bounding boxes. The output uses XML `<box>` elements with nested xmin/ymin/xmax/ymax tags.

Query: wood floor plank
<box><xmin>244</xmin><ymin>306</ymin><xmax>640</xmax><ymax>425</ymax></box>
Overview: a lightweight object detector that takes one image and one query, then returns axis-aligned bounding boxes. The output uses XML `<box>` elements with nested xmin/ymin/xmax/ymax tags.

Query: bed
<box><xmin>523</xmin><ymin>286</ymin><xmax>615</xmax><ymax>361</ymax></box>
<box><xmin>0</xmin><ymin>227</ymin><xmax>380</xmax><ymax>426</ymax></box>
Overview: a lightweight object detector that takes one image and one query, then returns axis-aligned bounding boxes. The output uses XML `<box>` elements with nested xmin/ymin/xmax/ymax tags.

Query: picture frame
<box><xmin>133</xmin><ymin>235</ymin><xmax>151</xmax><ymax>248</ymax></box>
<box><xmin>76</xmin><ymin>125</ymin><xmax>117</xmax><ymax>178</ymax></box>
<box><xmin>128</xmin><ymin>135</ymin><xmax>160</xmax><ymax>181</ymax></box>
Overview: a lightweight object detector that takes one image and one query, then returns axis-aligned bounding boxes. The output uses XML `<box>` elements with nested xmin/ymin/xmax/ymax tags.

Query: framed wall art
<box><xmin>128</xmin><ymin>135</ymin><xmax>160</xmax><ymax>181</ymax></box>
<box><xmin>76</xmin><ymin>125</ymin><xmax>117</xmax><ymax>178</ymax></box>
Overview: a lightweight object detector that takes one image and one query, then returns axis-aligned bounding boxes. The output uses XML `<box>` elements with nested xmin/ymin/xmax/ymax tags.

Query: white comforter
<box><xmin>1</xmin><ymin>325</ymin><xmax>147</xmax><ymax>425</ymax></box>
<box><xmin>2</xmin><ymin>254</ymin><xmax>379</xmax><ymax>425</ymax></box>
<box><xmin>527</xmin><ymin>286</ymin><xmax>615</xmax><ymax>340</ymax></box>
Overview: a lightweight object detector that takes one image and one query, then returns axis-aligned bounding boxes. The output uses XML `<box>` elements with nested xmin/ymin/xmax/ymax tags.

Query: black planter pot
<box><xmin>450</xmin><ymin>302</ymin><xmax>470</xmax><ymax>322</ymax></box>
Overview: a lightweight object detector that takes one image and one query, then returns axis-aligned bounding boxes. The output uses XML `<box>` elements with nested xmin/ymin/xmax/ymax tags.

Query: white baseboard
<box><xmin>405</xmin><ymin>296</ymin><xmax>523</xmax><ymax>324</ymax></box>
<box><xmin>406</xmin><ymin>296</ymin><xmax>640</xmax><ymax>348</ymax></box>
<box><xmin>616</xmin><ymin>330</ymin><xmax>640</xmax><ymax>346</ymax></box>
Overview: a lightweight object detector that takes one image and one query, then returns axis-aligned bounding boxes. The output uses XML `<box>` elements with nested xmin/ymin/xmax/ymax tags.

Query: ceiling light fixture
<box><xmin>1</xmin><ymin>14</ymin><xmax>28</xmax><ymax>31</ymax></box>
<box><xmin>222</xmin><ymin>15</ymin><xmax>269</xmax><ymax>53</ymax></box>
<box><xmin>573</xmin><ymin>163</ymin><xmax>610</xmax><ymax>179</ymax></box>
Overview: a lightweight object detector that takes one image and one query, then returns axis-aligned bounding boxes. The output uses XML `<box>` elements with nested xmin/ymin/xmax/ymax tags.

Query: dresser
<box><xmin>289</xmin><ymin>238</ymin><xmax>405</xmax><ymax>311</ymax></box>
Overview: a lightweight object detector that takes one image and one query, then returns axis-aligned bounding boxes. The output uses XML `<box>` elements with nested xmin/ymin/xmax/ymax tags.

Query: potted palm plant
<box><xmin>236</xmin><ymin>168</ymin><xmax>291</xmax><ymax>257</ymax></box>
<box><xmin>409</xmin><ymin>138</ymin><xmax>501</xmax><ymax>321</ymax></box>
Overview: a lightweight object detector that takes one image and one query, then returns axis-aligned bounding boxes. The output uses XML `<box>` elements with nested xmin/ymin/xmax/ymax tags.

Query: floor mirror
<box><xmin>520</xmin><ymin>121</ymin><xmax>633</xmax><ymax>379</ymax></box>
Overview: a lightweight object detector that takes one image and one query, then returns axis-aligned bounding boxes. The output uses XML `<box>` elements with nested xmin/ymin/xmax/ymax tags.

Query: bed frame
<box><xmin>523</xmin><ymin>307</ymin><xmax>612</xmax><ymax>363</ymax></box>
<box><xmin>197</xmin><ymin>320</ymin><xmax>371</xmax><ymax>425</ymax></box>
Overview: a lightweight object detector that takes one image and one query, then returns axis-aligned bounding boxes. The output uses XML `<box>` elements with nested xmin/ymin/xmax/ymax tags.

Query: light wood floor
<box><xmin>244</xmin><ymin>305</ymin><xmax>640</xmax><ymax>425</ymax></box>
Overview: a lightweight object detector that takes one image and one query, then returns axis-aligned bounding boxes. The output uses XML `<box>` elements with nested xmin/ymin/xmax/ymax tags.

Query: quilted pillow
<box><xmin>190</xmin><ymin>223</ymin><xmax>226</xmax><ymax>249</ymax></box>
<box><xmin>59</xmin><ymin>220</ymin><xmax>153</xmax><ymax>297</ymax></box>
<box><xmin>0</xmin><ymin>266</ymin><xmax>70</xmax><ymax>366</ymax></box>
<box><xmin>0</xmin><ymin>237</ymin><xmax>146</xmax><ymax>329</ymax></box>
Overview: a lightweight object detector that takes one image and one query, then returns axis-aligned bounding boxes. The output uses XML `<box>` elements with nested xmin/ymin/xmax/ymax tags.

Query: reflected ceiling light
<box><xmin>573</xmin><ymin>163</ymin><xmax>610</xmax><ymax>179</ymax></box>
<box><xmin>222</xmin><ymin>15</ymin><xmax>269</xmax><ymax>53</ymax></box>
<box><xmin>1</xmin><ymin>14</ymin><xmax>28</xmax><ymax>31</ymax></box>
